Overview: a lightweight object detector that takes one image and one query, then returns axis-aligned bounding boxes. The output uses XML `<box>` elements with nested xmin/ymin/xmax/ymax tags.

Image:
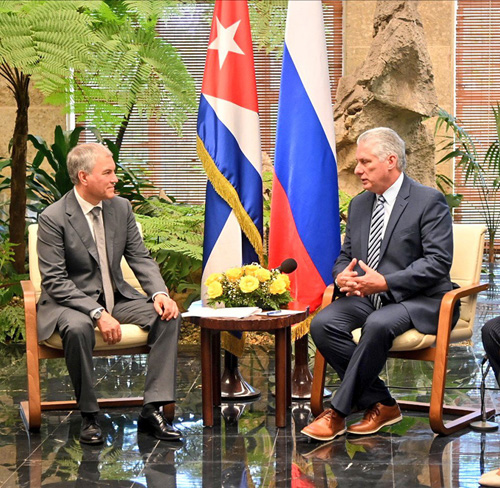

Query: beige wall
<box><xmin>342</xmin><ymin>0</ymin><xmax>456</xmax><ymax>184</ymax></box>
<box><xmin>0</xmin><ymin>77</ymin><xmax>66</xmax><ymax>162</ymax></box>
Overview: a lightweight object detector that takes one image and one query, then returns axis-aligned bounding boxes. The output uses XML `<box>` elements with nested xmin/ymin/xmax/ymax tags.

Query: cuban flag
<box><xmin>197</xmin><ymin>0</ymin><xmax>263</xmax><ymax>355</ymax></box>
<box><xmin>269</xmin><ymin>0</ymin><xmax>341</xmax><ymax>313</ymax></box>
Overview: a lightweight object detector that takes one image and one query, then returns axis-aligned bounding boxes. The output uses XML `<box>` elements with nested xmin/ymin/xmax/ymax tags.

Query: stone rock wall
<box><xmin>335</xmin><ymin>0</ymin><xmax>438</xmax><ymax>195</ymax></box>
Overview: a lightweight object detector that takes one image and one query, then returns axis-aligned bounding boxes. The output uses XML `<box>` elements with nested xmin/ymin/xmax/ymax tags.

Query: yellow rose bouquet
<box><xmin>205</xmin><ymin>263</ymin><xmax>292</xmax><ymax>310</ymax></box>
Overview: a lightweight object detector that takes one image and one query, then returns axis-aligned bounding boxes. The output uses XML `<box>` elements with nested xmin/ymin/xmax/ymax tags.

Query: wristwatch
<box><xmin>153</xmin><ymin>291</ymin><xmax>170</xmax><ymax>300</ymax></box>
<box><xmin>93</xmin><ymin>308</ymin><xmax>104</xmax><ymax>321</ymax></box>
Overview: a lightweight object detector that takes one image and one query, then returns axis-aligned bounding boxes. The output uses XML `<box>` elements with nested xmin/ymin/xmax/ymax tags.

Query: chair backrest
<box><xmin>28</xmin><ymin>223</ymin><xmax>144</xmax><ymax>302</ymax></box>
<box><xmin>449</xmin><ymin>223</ymin><xmax>486</xmax><ymax>341</ymax></box>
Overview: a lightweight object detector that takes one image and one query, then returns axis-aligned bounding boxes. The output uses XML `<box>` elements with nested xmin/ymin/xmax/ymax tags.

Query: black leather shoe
<box><xmin>138</xmin><ymin>410</ymin><xmax>182</xmax><ymax>441</ymax></box>
<box><xmin>80</xmin><ymin>414</ymin><xmax>104</xmax><ymax>445</ymax></box>
<box><xmin>138</xmin><ymin>431</ymin><xmax>183</xmax><ymax>461</ymax></box>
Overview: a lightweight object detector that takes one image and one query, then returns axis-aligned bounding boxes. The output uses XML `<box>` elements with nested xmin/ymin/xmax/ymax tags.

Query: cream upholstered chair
<box><xmin>21</xmin><ymin>223</ymin><xmax>152</xmax><ymax>432</ymax></box>
<box><xmin>310</xmin><ymin>224</ymin><xmax>494</xmax><ymax>435</ymax></box>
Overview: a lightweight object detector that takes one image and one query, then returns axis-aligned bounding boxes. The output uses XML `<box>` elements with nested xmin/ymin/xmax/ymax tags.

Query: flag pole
<box><xmin>198</xmin><ymin>0</ymin><xmax>264</xmax><ymax>400</ymax></box>
<box><xmin>269</xmin><ymin>0</ymin><xmax>341</xmax><ymax>400</ymax></box>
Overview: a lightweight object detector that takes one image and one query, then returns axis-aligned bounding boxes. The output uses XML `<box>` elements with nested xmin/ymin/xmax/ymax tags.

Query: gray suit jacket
<box><xmin>36</xmin><ymin>189</ymin><xmax>166</xmax><ymax>341</ymax></box>
<box><xmin>334</xmin><ymin>175</ymin><xmax>456</xmax><ymax>334</ymax></box>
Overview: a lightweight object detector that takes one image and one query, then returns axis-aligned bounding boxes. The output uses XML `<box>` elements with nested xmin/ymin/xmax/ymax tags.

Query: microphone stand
<box><xmin>471</xmin><ymin>355</ymin><xmax>498</xmax><ymax>432</ymax></box>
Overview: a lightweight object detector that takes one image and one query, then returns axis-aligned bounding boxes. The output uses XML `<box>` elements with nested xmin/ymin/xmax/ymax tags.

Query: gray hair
<box><xmin>357</xmin><ymin>127</ymin><xmax>407</xmax><ymax>171</ymax></box>
<box><xmin>67</xmin><ymin>143</ymin><xmax>113</xmax><ymax>185</ymax></box>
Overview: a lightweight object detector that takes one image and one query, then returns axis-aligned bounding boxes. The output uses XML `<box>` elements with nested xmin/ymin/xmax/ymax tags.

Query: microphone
<box><xmin>276</xmin><ymin>258</ymin><xmax>297</xmax><ymax>274</ymax></box>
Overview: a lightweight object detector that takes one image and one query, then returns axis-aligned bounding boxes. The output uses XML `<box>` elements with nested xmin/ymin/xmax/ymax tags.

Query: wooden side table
<box><xmin>192</xmin><ymin>310</ymin><xmax>309</xmax><ymax>428</ymax></box>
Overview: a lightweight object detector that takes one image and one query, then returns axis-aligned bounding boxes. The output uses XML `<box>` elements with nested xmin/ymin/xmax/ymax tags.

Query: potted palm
<box><xmin>436</xmin><ymin>105</ymin><xmax>500</xmax><ymax>263</ymax></box>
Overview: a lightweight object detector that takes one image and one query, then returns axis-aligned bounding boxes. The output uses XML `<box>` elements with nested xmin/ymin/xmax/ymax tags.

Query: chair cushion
<box><xmin>340</xmin><ymin>224</ymin><xmax>484</xmax><ymax>353</ymax></box>
<box><xmin>351</xmin><ymin>317</ymin><xmax>472</xmax><ymax>352</ymax></box>
<box><xmin>41</xmin><ymin>323</ymin><xmax>149</xmax><ymax>351</ymax></box>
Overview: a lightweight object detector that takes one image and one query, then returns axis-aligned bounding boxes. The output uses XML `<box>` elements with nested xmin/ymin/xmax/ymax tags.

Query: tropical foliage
<box><xmin>0</xmin><ymin>0</ymin><xmax>196</xmax><ymax>271</ymax></box>
<box><xmin>436</xmin><ymin>106</ymin><xmax>500</xmax><ymax>262</ymax></box>
<box><xmin>0</xmin><ymin>0</ymin><xmax>99</xmax><ymax>271</ymax></box>
<box><xmin>63</xmin><ymin>0</ymin><xmax>197</xmax><ymax>149</ymax></box>
<box><xmin>249</xmin><ymin>0</ymin><xmax>288</xmax><ymax>55</ymax></box>
<box><xmin>0</xmin><ymin>239</ymin><xmax>25</xmax><ymax>343</ymax></box>
<box><xmin>0</xmin><ymin>125</ymin><xmax>155</xmax><ymax>222</ymax></box>
<box><xmin>135</xmin><ymin>198</ymin><xmax>204</xmax><ymax>309</ymax></box>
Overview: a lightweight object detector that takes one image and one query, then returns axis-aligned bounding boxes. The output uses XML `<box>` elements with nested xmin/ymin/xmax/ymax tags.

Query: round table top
<box><xmin>191</xmin><ymin>309</ymin><xmax>309</xmax><ymax>331</ymax></box>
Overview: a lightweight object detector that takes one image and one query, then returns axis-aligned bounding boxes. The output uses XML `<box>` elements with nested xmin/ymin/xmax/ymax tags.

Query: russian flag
<box><xmin>197</xmin><ymin>0</ymin><xmax>263</xmax><ymax>355</ymax></box>
<box><xmin>269</xmin><ymin>0</ymin><xmax>341</xmax><ymax>313</ymax></box>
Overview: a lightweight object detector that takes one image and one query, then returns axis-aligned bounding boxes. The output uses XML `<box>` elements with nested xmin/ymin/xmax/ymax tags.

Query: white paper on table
<box><xmin>182</xmin><ymin>306</ymin><xmax>262</xmax><ymax>319</ymax></box>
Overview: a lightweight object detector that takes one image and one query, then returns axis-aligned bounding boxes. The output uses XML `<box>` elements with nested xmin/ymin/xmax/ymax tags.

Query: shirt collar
<box><xmin>74</xmin><ymin>187</ymin><xmax>102</xmax><ymax>215</ymax></box>
<box><xmin>380</xmin><ymin>172</ymin><xmax>404</xmax><ymax>207</ymax></box>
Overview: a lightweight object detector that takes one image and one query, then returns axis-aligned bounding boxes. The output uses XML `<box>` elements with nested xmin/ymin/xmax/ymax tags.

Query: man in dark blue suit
<box><xmin>303</xmin><ymin>127</ymin><xmax>458</xmax><ymax>441</ymax></box>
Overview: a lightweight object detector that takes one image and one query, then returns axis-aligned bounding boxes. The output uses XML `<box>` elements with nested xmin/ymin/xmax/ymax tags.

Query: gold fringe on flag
<box><xmin>221</xmin><ymin>331</ymin><xmax>247</xmax><ymax>357</ymax></box>
<box><xmin>197</xmin><ymin>136</ymin><xmax>264</xmax><ymax>265</ymax></box>
<box><xmin>291</xmin><ymin>308</ymin><xmax>319</xmax><ymax>342</ymax></box>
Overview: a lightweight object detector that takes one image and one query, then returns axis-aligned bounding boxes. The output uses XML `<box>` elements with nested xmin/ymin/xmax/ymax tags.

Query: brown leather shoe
<box><xmin>301</xmin><ymin>409</ymin><xmax>346</xmax><ymax>441</ymax></box>
<box><xmin>347</xmin><ymin>402</ymin><xmax>402</xmax><ymax>435</ymax></box>
<box><xmin>299</xmin><ymin>440</ymin><xmax>341</xmax><ymax>460</ymax></box>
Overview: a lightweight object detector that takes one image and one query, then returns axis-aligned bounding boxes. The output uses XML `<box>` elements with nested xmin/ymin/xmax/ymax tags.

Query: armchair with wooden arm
<box><xmin>21</xmin><ymin>223</ymin><xmax>158</xmax><ymax>432</ymax></box>
<box><xmin>310</xmin><ymin>224</ymin><xmax>493</xmax><ymax>436</ymax></box>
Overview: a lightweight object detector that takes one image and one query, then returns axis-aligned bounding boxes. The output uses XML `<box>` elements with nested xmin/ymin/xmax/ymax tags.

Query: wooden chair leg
<box><xmin>428</xmin><ymin>335</ymin><xmax>492</xmax><ymax>435</ymax></box>
<box><xmin>23</xmin><ymin>349</ymin><xmax>42</xmax><ymax>432</ymax></box>
<box><xmin>395</xmin><ymin>337</ymin><xmax>495</xmax><ymax>435</ymax></box>
<box><xmin>21</xmin><ymin>280</ymin><xmax>42</xmax><ymax>432</ymax></box>
<box><xmin>311</xmin><ymin>349</ymin><xmax>327</xmax><ymax>417</ymax></box>
<box><xmin>201</xmin><ymin>328</ymin><xmax>214</xmax><ymax>427</ymax></box>
<box><xmin>163</xmin><ymin>403</ymin><xmax>176</xmax><ymax>423</ymax></box>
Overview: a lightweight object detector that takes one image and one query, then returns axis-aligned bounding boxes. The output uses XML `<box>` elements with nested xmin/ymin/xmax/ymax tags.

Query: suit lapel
<box><xmin>379</xmin><ymin>175</ymin><xmax>411</xmax><ymax>261</ymax></box>
<box><xmin>360</xmin><ymin>192</ymin><xmax>376</xmax><ymax>262</ymax></box>
<box><xmin>65</xmin><ymin>189</ymin><xmax>99</xmax><ymax>263</ymax></box>
<box><xmin>102</xmin><ymin>199</ymin><xmax>116</xmax><ymax>266</ymax></box>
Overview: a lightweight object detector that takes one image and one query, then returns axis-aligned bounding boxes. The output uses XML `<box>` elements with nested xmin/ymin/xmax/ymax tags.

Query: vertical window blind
<box><xmin>79</xmin><ymin>1</ymin><xmax>343</xmax><ymax>204</ymax></box>
<box><xmin>455</xmin><ymin>1</ymin><xmax>500</xmax><ymax>231</ymax></box>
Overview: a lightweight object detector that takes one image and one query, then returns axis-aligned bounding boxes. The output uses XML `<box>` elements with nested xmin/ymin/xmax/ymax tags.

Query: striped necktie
<box><xmin>367</xmin><ymin>195</ymin><xmax>386</xmax><ymax>309</ymax></box>
<box><xmin>90</xmin><ymin>207</ymin><xmax>115</xmax><ymax>313</ymax></box>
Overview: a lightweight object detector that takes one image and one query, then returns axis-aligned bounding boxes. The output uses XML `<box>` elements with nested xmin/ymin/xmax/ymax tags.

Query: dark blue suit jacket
<box><xmin>334</xmin><ymin>175</ymin><xmax>456</xmax><ymax>334</ymax></box>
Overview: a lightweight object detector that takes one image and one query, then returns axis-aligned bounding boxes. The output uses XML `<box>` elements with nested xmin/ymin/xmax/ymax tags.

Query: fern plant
<box><xmin>136</xmin><ymin>198</ymin><xmax>204</xmax><ymax>309</ymax></box>
<box><xmin>0</xmin><ymin>238</ymin><xmax>26</xmax><ymax>343</ymax></box>
<box><xmin>0</xmin><ymin>0</ymin><xmax>101</xmax><ymax>271</ymax></box>
<box><xmin>0</xmin><ymin>1</ymin><xmax>196</xmax><ymax>272</ymax></box>
<box><xmin>63</xmin><ymin>0</ymin><xmax>197</xmax><ymax>149</ymax></box>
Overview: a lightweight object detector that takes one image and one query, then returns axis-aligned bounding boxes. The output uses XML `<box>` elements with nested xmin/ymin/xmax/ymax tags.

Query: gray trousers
<box><xmin>57</xmin><ymin>294</ymin><xmax>181</xmax><ymax>413</ymax></box>
<box><xmin>310</xmin><ymin>295</ymin><xmax>413</xmax><ymax>416</ymax></box>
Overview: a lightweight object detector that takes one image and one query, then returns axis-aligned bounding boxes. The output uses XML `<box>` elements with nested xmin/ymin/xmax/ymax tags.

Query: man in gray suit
<box><xmin>37</xmin><ymin>143</ymin><xmax>182</xmax><ymax>444</ymax></box>
<box><xmin>302</xmin><ymin>127</ymin><xmax>459</xmax><ymax>441</ymax></box>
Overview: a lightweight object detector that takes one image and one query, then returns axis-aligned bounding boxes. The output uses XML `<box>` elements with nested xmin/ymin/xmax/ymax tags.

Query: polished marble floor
<box><xmin>1</xmin><ymin>269</ymin><xmax>500</xmax><ymax>487</ymax></box>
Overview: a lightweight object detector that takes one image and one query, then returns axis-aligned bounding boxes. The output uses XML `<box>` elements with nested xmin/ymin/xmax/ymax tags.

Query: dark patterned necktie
<box><xmin>367</xmin><ymin>195</ymin><xmax>386</xmax><ymax>309</ymax></box>
<box><xmin>90</xmin><ymin>207</ymin><xmax>114</xmax><ymax>313</ymax></box>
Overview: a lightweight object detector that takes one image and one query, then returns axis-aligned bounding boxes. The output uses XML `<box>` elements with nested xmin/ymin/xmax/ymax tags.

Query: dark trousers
<box><xmin>57</xmin><ymin>294</ymin><xmax>181</xmax><ymax>413</ymax></box>
<box><xmin>310</xmin><ymin>295</ymin><xmax>413</xmax><ymax>416</ymax></box>
<box><xmin>482</xmin><ymin>316</ymin><xmax>500</xmax><ymax>386</ymax></box>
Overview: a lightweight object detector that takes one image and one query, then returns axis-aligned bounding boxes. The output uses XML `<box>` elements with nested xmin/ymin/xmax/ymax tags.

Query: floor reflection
<box><xmin>1</xmin><ymin>264</ymin><xmax>500</xmax><ymax>486</ymax></box>
<box><xmin>2</xmin><ymin>395</ymin><xmax>500</xmax><ymax>487</ymax></box>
